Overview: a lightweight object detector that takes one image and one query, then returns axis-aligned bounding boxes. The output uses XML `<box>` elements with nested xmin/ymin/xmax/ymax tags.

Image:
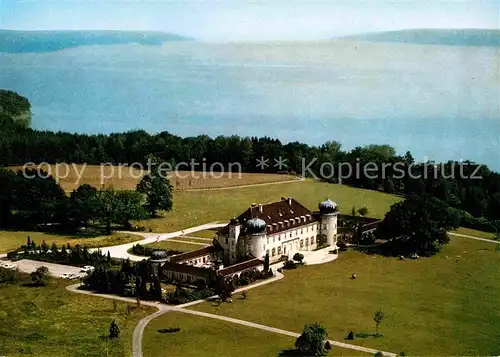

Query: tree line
<box><xmin>0</xmin><ymin>157</ymin><xmax>173</xmax><ymax>233</ymax></box>
<box><xmin>1</xmin><ymin>90</ymin><xmax>499</xmax><ymax>232</ymax></box>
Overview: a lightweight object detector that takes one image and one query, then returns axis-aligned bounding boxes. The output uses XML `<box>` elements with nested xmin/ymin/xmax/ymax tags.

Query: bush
<box><xmin>0</xmin><ymin>267</ymin><xmax>23</xmax><ymax>283</ymax></box>
<box><xmin>293</xmin><ymin>253</ymin><xmax>304</xmax><ymax>264</ymax></box>
<box><xmin>347</xmin><ymin>331</ymin><xmax>354</xmax><ymax>340</ymax></box>
<box><xmin>30</xmin><ymin>266</ymin><xmax>49</xmax><ymax>286</ymax></box>
<box><xmin>324</xmin><ymin>341</ymin><xmax>332</xmax><ymax>351</ymax></box>
<box><xmin>158</xmin><ymin>327</ymin><xmax>180</xmax><ymax>333</ymax></box>
<box><xmin>460</xmin><ymin>215</ymin><xmax>498</xmax><ymax>233</ymax></box>
<box><xmin>283</xmin><ymin>260</ymin><xmax>297</xmax><ymax>270</ymax></box>
<box><xmin>109</xmin><ymin>320</ymin><xmax>120</xmax><ymax>339</ymax></box>
<box><xmin>6</xmin><ymin>250</ymin><xmax>19</xmax><ymax>259</ymax></box>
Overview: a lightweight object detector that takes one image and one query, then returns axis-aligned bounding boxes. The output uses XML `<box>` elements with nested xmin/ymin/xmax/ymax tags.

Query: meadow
<box><xmin>141</xmin><ymin>240</ymin><xmax>207</xmax><ymax>254</ymax></box>
<box><xmin>7</xmin><ymin>164</ymin><xmax>296</xmax><ymax>192</ymax></box>
<box><xmin>0</xmin><ymin>232</ymin><xmax>143</xmax><ymax>254</ymax></box>
<box><xmin>453</xmin><ymin>227</ymin><xmax>496</xmax><ymax>240</ymax></box>
<box><xmin>0</xmin><ymin>278</ymin><xmax>154</xmax><ymax>357</ymax></box>
<box><xmin>190</xmin><ymin>236</ymin><xmax>500</xmax><ymax>356</ymax></box>
<box><xmin>143</xmin><ymin>311</ymin><xmax>369</xmax><ymax>357</ymax></box>
<box><xmin>135</xmin><ymin>180</ymin><xmax>402</xmax><ymax>233</ymax></box>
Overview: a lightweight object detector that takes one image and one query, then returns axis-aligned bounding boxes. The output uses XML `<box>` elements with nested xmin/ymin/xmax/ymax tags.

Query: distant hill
<box><xmin>337</xmin><ymin>29</ymin><xmax>500</xmax><ymax>47</ymax></box>
<box><xmin>0</xmin><ymin>30</ymin><xmax>193</xmax><ymax>53</ymax></box>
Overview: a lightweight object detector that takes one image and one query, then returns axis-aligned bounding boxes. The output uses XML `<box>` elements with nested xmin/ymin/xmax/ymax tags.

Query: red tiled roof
<box><xmin>218</xmin><ymin>258</ymin><xmax>264</xmax><ymax>276</ymax></box>
<box><xmin>219</xmin><ymin>197</ymin><xmax>317</xmax><ymax>235</ymax></box>
<box><xmin>169</xmin><ymin>245</ymin><xmax>222</xmax><ymax>264</ymax></box>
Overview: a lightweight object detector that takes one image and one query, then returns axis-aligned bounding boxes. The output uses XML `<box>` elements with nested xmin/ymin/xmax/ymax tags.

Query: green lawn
<box><xmin>452</xmin><ymin>227</ymin><xmax>496</xmax><ymax>240</ymax></box>
<box><xmin>0</xmin><ymin>279</ymin><xmax>154</xmax><ymax>357</ymax></box>
<box><xmin>135</xmin><ymin>181</ymin><xmax>401</xmax><ymax>233</ymax></box>
<box><xmin>143</xmin><ymin>311</ymin><xmax>369</xmax><ymax>357</ymax></box>
<box><xmin>190</xmin><ymin>237</ymin><xmax>500</xmax><ymax>356</ymax></box>
<box><xmin>188</xmin><ymin>229</ymin><xmax>218</xmax><ymax>239</ymax></box>
<box><xmin>142</xmin><ymin>240</ymin><xmax>205</xmax><ymax>253</ymax></box>
<box><xmin>0</xmin><ymin>232</ymin><xmax>143</xmax><ymax>254</ymax></box>
<box><xmin>173</xmin><ymin>236</ymin><xmax>212</xmax><ymax>244</ymax></box>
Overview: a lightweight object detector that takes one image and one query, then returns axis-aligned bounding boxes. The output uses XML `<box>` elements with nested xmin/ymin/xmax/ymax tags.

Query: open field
<box><xmin>187</xmin><ymin>229</ymin><xmax>218</xmax><ymax>239</ymax></box>
<box><xmin>0</xmin><ymin>231</ymin><xmax>143</xmax><ymax>253</ymax></box>
<box><xmin>143</xmin><ymin>311</ymin><xmax>368</xmax><ymax>357</ymax></box>
<box><xmin>141</xmin><ymin>240</ymin><xmax>205</xmax><ymax>253</ymax></box>
<box><xmin>0</xmin><ymin>278</ymin><xmax>154</xmax><ymax>357</ymax></box>
<box><xmin>190</xmin><ymin>237</ymin><xmax>500</xmax><ymax>356</ymax></box>
<box><xmin>452</xmin><ymin>227</ymin><xmax>496</xmax><ymax>240</ymax></box>
<box><xmin>135</xmin><ymin>180</ymin><xmax>402</xmax><ymax>233</ymax></box>
<box><xmin>7</xmin><ymin>164</ymin><xmax>297</xmax><ymax>192</ymax></box>
<box><xmin>173</xmin><ymin>236</ymin><xmax>212</xmax><ymax>244</ymax></box>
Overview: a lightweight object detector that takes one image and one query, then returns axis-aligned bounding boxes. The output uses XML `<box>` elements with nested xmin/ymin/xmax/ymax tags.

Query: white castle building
<box><xmin>216</xmin><ymin>197</ymin><xmax>339</xmax><ymax>265</ymax></box>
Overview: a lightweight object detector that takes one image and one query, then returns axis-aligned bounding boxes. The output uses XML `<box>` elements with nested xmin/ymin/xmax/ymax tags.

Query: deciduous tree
<box><xmin>295</xmin><ymin>322</ymin><xmax>328</xmax><ymax>356</ymax></box>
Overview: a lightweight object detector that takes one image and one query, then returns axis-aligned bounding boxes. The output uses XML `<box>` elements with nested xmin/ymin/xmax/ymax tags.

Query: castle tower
<box><xmin>245</xmin><ymin>217</ymin><xmax>267</xmax><ymax>260</ymax></box>
<box><xmin>318</xmin><ymin>199</ymin><xmax>339</xmax><ymax>247</ymax></box>
<box><xmin>226</xmin><ymin>218</ymin><xmax>241</xmax><ymax>264</ymax></box>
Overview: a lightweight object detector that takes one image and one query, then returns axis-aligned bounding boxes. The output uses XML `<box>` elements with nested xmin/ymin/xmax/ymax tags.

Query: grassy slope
<box><xmin>188</xmin><ymin>229</ymin><xmax>218</xmax><ymax>239</ymax></box>
<box><xmin>143</xmin><ymin>312</ymin><xmax>368</xmax><ymax>357</ymax></box>
<box><xmin>0</xmin><ymin>280</ymin><xmax>154</xmax><ymax>357</ymax></box>
<box><xmin>7</xmin><ymin>165</ymin><xmax>296</xmax><ymax>193</ymax></box>
<box><xmin>191</xmin><ymin>237</ymin><xmax>500</xmax><ymax>356</ymax></box>
<box><xmin>141</xmin><ymin>240</ymin><xmax>204</xmax><ymax>253</ymax></box>
<box><xmin>0</xmin><ymin>232</ymin><xmax>143</xmax><ymax>253</ymax></box>
<box><xmin>453</xmin><ymin>227</ymin><xmax>496</xmax><ymax>240</ymax></box>
<box><xmin>137</xmin><ymin>180</ymin><xmax>401</xmax><ymax>232</ymax></box>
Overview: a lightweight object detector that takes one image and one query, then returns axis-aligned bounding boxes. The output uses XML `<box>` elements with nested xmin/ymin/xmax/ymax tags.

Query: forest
<box><xmin>1</xmin><ymin>90</ymin><xmax>499</xmax><ymax>234</ymax></box>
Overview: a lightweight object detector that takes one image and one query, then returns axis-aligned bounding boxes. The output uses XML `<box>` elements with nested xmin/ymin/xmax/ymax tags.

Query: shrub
<box><xmin>283</xmin><ymin>260</ymin><xmax>297</xmax><ymax>270</ymax></box>
<box><xmin>347</xmin><ymin>331</ymin><xmax>354</xmax><ymax>340</ymax></box>
<box><xmin>109</xmin><ymin>320</ymin><xmax>120</xmax><ymax>339</ymax></box>
<box><xmin>6</xmin><ymin>250</ymin><xmax>19</xmax><ymax>259</ymax></box>
<box><xmin>324</xmin><ymin>341</ymin><xmax>332</xmax><ymax>351</ymax></box>
<box><xmin>158</xmin><ymin>327</ymin><xmax>180</xmax><ymax>333</ymax></box>
<box><xmin>0</xmin><ymin>267</ymin><xmax>23</xmax><ymax>283</ymax></box>
<box><xmin>30</xmin><ymin>266</ymin><xmax>49</xmax><ymax>286</ymax></box>
<box><xmin>293</xmin><ymin>253</ymin><xmax>304</xmax><ymax>264</ymax></box>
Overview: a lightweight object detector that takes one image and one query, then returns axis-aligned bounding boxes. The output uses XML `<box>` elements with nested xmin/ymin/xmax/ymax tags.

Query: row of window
<box><xmin>267</xmin><ymin>224</ymin><xmax>318</xmax><ymax>244</ymax></box>
<box><xmin>266</xmin><ymin>236</ymin><xmax>317</xmax><ymax>257</ymax></box>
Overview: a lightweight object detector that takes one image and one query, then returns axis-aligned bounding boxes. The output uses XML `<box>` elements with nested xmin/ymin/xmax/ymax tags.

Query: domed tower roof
<box><xmin>246</xmin><ymin>217</ymin><xmax>266</xmax><ymax>233</ymax></box>
<box><xmin>151</xmin><ymin>250</ymin><xmax>168</xmax><ymax>260</ymax></box>
<box><xmin>318</xmin><ymin>199</ymin><xmax>338</xmax><ymax>214</ymax></box>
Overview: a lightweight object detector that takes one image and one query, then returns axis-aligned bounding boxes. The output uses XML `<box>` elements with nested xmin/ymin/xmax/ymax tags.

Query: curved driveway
<box><xmin>91</xmin><ymin>222</ymin><xmax>227</xmax><ymax>261</ymax></box>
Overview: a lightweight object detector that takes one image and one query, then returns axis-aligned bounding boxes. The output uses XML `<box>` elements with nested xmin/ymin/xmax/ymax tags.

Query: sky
<box><xmin>1</xmin><ymin>0</ymin><xmax>499</xmax><ymax>41</ymax></box>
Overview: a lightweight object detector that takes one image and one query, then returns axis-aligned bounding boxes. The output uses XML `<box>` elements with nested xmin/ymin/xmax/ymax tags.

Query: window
<box><xmin>203</xmin><ymin>257</ymin><xmax>206</xmax><ymax>263</ymax></box>
<box><xmin>273</xmin><ymin>237</ymin><xmax>275</xmax><ymax>243</ymax></box>
<box><xmin>306</xmin><ymin>238</ymin><xmax>309</xmax><ymax>246</ymax></box>
<box><xmin>267</xmin><ymin>238</ymin><xmax>269</xmax><ymax>244</ymax></box>
<box><xmin>295</xmin><ymin>230</ymin><xmax>298</xmax><ymax>236</ymax></box>
<box><xmin>278</xmin><ymin>246</ymin><xmax>282</xmax><ymax>255</ymax></box>
<box><xmin>272</xmin><ymin>248</ymin><xmax>276</xmax><ymax>257</ymax></box>
<box><xmin>290</xmin><ymin>233</ymin><xmax>292</xmax><ymax>238</ymax></box>
<box><xmin>278</xmin><ymin>235</ymin><xmax>281</xmax><ymax>241</ymax></box>
<box><xmin>300</xmin><ymin>239</ymin><xmax>304</xmax><ymax>248</ymax></box>
<box><xmin>311</xmin><ymin>236</ymin><xmax>315</xmax><ymax>244</ymax></box>
<box><xmin>225</xmin><ymin>238</ymin><xmax>228</xmax><ymax>244</ymax></box>
<box><xmin>301</xmin><ymin>229</ymin><xmax>303</xmax><ymax>234</ymax></box>
<box><xmin>187</xmin><ymin>275</ymin><xmax>191</xmax><ymax>282</ymax></box>
<box><xmin>266</xmin><ymin>249</ymin><xmax>270</xmax><ymax>256</ymax></box>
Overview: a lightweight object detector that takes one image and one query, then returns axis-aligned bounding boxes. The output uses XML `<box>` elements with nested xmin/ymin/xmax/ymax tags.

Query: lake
<box><xmin>1</xmin><ymin>40</ymin><xmax>499</xmax><ymax>169</ymax></box>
